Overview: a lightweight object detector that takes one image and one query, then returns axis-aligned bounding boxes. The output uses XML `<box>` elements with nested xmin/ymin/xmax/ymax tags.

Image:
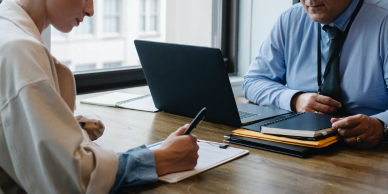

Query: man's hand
<box><xmin>152</xmin><ymin>124</ymin><xmax>199</xmax><ymax>175</ymax></box>
<box><xmin>331</xmin><ymin>114</ymin><xmax>384</xmax><ymax>148</ymax></box>
<box><xmin>291</xmin><ymin>93</ymin><xmax>342</xmax><ymax>114</ymax></box>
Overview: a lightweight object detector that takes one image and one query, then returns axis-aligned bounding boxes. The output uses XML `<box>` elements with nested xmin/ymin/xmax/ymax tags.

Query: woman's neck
<box><xmin>15</xmin><ymin>0</ymin><xmax>48</xmax><ymax>34</ymax></box>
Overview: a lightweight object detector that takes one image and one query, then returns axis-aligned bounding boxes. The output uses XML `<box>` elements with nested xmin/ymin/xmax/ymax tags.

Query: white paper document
<box><xmin>148</xmin><ymin>140</ymin><xmax>249</xmax><ymax>183</ymax></box>
<box><xmin>117</xmin><ymin>95</ymin><xmax>158</xmax><ymax>112</ymax></box>
<box><xmin>80</xmin><ymin>92</ymin><xmax>158</xmax><ymax>112</ymax></box>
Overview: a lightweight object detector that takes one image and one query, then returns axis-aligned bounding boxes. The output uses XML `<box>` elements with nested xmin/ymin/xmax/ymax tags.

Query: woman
<box><xmin>0</xmin><ymin>0</ymin><xmax>199</xmax><ymax>193</ymax></box>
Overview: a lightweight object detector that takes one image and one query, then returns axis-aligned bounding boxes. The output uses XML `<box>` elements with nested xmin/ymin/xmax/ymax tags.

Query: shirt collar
<box><xmin>0</xmin><ymin>0</ymin><xmax>44</xmax><ymax>44</ymax></box>
<box><xmin>320</xmin><ymin>0</ymin><xmax>359</xmax><ymax>32</ymax></box>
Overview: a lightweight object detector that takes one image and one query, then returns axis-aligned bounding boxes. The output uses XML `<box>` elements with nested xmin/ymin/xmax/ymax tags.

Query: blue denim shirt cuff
<box><xmin>371</xmin><ymin>111</ymin><xmax>388</xmax><ymax>126</ymax></box>
<box><xmin>109</xmin><ymin>145</ymin><xmax>158</xmax><ymax>194</ymax></box>
<box><xmin>371</xmin><ymin>112</ymin><xmax>388</xmax><ymax>143</ymax></box>
<box><xmin>278</xmin><ymin>89</ymin><xmax>303</xmax><ymax>111</ymax></box>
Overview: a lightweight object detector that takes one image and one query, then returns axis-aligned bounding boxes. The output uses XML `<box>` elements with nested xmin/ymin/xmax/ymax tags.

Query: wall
<box><xmin>238</xmin><ymin>0</ymin><xmax>294</xmax><ymax>77</ymax></box>
<box><xmin>165</xmin><ymin>0</ymin><xmax>212</xmax><ymax>47</ymax></box>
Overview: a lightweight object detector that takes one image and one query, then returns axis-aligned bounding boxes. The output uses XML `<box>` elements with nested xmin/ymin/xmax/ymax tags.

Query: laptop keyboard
<box><xmin>238</xmin><ymin>111</ymin><xmax>259</xmax><ymax>120</ymax></box>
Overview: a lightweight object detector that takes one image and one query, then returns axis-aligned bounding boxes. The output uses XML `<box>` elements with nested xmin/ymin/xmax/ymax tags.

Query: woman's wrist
<box><xmin>152</xmin><ymin>148</ymin><xmax>170</xmax><ymax>175</ymax></box>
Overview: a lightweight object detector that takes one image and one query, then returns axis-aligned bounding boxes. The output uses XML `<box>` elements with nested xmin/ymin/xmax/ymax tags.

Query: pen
<box><xmin>183</xmin><ymin>107</ymin><xmax>207</xmax><ymax>135</ymax></box>
<box><xmin>79</xmin><ymin>122</ymin><xmax>86</xmax><ymax>128</ymax></box>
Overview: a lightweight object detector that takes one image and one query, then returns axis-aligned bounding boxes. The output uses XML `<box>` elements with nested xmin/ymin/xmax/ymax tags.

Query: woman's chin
<box><xmin>53</xmin><ymin>25</ymin><xmax>73</xmax><ymax>33</ymax></box>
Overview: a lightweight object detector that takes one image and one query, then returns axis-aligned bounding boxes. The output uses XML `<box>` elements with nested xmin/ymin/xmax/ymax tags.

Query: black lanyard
<box><xmin>317</xmin><ymin>0</ymin><xmax>364</xmax><ymax>93</ymax></box>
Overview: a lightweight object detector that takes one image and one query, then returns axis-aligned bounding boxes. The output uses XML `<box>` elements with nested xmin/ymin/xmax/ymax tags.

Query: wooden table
<box><xmin>77</xmin><ymin>86</ymin><xmax>388</xmax><ymax>194</ymax></box>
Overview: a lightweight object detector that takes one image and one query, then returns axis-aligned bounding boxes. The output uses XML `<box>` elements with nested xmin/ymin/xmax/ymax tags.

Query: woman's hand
<box><xmin>75</xmin><ymin>110</ymin><xmax>105</xmax><ymax>141</ymax></box>
<box><xmin>82</xmin><ymin>122</ymin><xmax>104</xmax><ymax>141</ymax></box>
<box><xmin>80</xmin><ymin>129</ymin><xmax>98</xmax><ymax>148</ymax></box>
<box><xmin>152</xmin><ymin>124</ymin><xmax>200</xmax><ymax>175</ymax></box>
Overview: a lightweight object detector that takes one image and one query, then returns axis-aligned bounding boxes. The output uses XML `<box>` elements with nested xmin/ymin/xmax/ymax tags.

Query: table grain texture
<box><xmin>77</xmin><ymin>86</ymin><xmax>388</xmax><ymax>194</ymax></box>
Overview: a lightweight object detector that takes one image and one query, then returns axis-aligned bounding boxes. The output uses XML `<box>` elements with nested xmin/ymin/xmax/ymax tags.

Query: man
<box><xmin>243</xmin><ymin>0</ymin><xmax>388</xmax><ymax>148</ymax></box>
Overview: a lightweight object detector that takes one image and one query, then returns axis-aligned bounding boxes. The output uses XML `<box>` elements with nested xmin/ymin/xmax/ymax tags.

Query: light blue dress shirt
<box><xmin>243</xmin><ymin>0</ymin><xmax>388</xmax><ymax>125</ymax></box>
<box><xmin>109</xmin><ymin>146</ymin><xmax>158</xmax><ymax>194</ymax></box>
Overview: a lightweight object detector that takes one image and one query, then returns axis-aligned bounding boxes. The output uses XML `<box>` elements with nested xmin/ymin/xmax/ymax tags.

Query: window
<box><xmin>75</xmin><ymin>63</ymin><xmax>97</xmax><ymax>71</ymax></box>
<box><xmin>149</xmin><ymin>0</ymin><xmax>158</xmax><ymax>31</ymax></box>
<box><xmin>75</xmin><ymin>17</ymin><xmax>94</xmax><ymax>35</ymax></box>
<box><xmin>46</xmin><ymin>0</ymin><xmax>237</xmax><ymax>94</ymax></box>
<box><xmin>103</xmin><ymin>0</ymin><xmax>120</xmax><ymax>33</ymax></box>
<box><xmin>139</xmin><ymin>0</ymin><xmax>146</xmax><ymax>31</ymax></box>
<box><xmin>139</xmin><ymin>0</ymin><xmax>159</xmax><ymax>35</ymax></box>
<box><xmin>51</xmin><ymin>17</ymin><xmax>93</xmax><ymax>37</ymax></box>
<box><xmin>103</xmin><ymin>61</ymin><xmax>122</xmax><ymax>68</ymax></box>
<box><xmin>61</xmin><ymin>61</ymin><xmax>72</xmax><ymax>66</ymax></box>
<box><xmin>51</xmin><ymin>27</ymin><xmax>64</xmax><ymax>37</ymax></box>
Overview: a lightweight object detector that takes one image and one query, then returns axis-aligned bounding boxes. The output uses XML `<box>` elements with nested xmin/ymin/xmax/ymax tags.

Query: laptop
<box><xmin>134</xmin><ymin>40</ymin><xmax>290</xmax><ymax>127</ymax></box>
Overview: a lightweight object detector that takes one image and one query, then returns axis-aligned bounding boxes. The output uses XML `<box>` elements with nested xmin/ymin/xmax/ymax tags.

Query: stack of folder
<box><xmin>226</xmin><ymin>112</ymin><xmax>341</xmax><ymax>158</ymax></box>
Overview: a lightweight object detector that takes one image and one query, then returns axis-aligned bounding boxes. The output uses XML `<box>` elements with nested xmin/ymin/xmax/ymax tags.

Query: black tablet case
<box><xmin>227</xmin><ymin>135</ymin><xmax>336</xmax><ymax>158</ymax></box>
<box><xmin>227</xmin><ymin>135</ymin><xmax>315</xmax><ymax>158</ymax></box>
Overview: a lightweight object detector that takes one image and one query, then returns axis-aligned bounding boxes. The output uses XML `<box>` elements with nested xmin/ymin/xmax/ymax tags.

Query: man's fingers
<box><xmin>311</xmin><ymin>103</ymin><xmax>337</xmax><ymax>114</ymax></box>
<box><xmin>332</xmin><ymin>115</ymin><xmax>363</xmax><ymax>129</ymax></box>
<box><xmin>316</xmin><ymin>95</ymin><xmax>342</xmax><ymax>108</ymax></box>
<box><xmin>335</xmin><ymin>116</ymin><xmax>365</xmax><ymax>137</ymax></box>
<box><xmin>343</xmin><ymin>134</ymin><xmax>369</xmax><ymax>148</ymax></box>
<box><xmin>343</xmin><ymin>136</ymin><xmax>365</xmax><ymax>147</ymax></box>
<box><xmin>343</xmin><ymin>136</ymin><xmax>357</xmax><ymax>146</ymax></box>
<box><xmin>337</xmin><ymin>125</ymin><xmax>363</xmax><ymax>137</ymax></box>
<box><xmin>331</xmin><ymin>117</ymin><xmax>344</xmax><ymax>124</ymax></box>
<box><xmin>299</xmin><ymin>107</ymin><xmax>316</xmax><ymax>113</ymax></box>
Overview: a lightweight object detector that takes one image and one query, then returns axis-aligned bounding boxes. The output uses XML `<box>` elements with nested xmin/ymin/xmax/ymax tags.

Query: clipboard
<box><xmin>148</xmin><ymin>140</ymin><xmax>249</xmax><ymax>183</ymax></box>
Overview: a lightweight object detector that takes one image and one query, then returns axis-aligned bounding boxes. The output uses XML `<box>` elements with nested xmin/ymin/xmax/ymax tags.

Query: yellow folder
<box><xmin>233</xmin><ymin>129</ymin><xmax>340</xmax><ymax>148</ymax></box>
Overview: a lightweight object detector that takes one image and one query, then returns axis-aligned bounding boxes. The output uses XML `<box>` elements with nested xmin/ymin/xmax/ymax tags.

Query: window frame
<box><xmin>74</xmin><ymin>66</ymin><xmax>147</xmax><ymax>94</ymax></box>
<box><xmin>102</xmin><ymin>0</ymin><xmax>122</xmax><ymax>35</ymax></box>
<box><xmin>75</xmin><ymin>63</ymin><xmax>97</xmax><ymax>71</ymax></box>
<box><xmin>43</xmin><ymin>0</ymin><xmax>240</xmax><ymax>94</ymax></box>
<box><xmin>51</xmin><ymin>16</ymin><xmax>96</xmax><ymax>42</ymax></box>
<box><xmin>221</xmin><ymin>0</ymin><xmax>239</xmax><ymax>75</ymax></box>
<box><xmin>138</xmin><ymin>0</ymin><xmax>160</xmax><ymax>37</ymax></box>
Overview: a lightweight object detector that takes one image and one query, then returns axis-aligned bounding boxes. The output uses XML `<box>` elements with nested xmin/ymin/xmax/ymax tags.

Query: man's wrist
<box><xmin>152</xmin><ymin>148</ymin><xmax>169</xmax><ymax>175</ymax></box>
<box><xmin>290</xmin><ymin>92</ymin><xmax>305</xmax><ymax>112</ymax></box>
<box><xmin>376</xmin><ymin>119</ymin><xmax>388</xmax><ymax>142</ymax></box>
